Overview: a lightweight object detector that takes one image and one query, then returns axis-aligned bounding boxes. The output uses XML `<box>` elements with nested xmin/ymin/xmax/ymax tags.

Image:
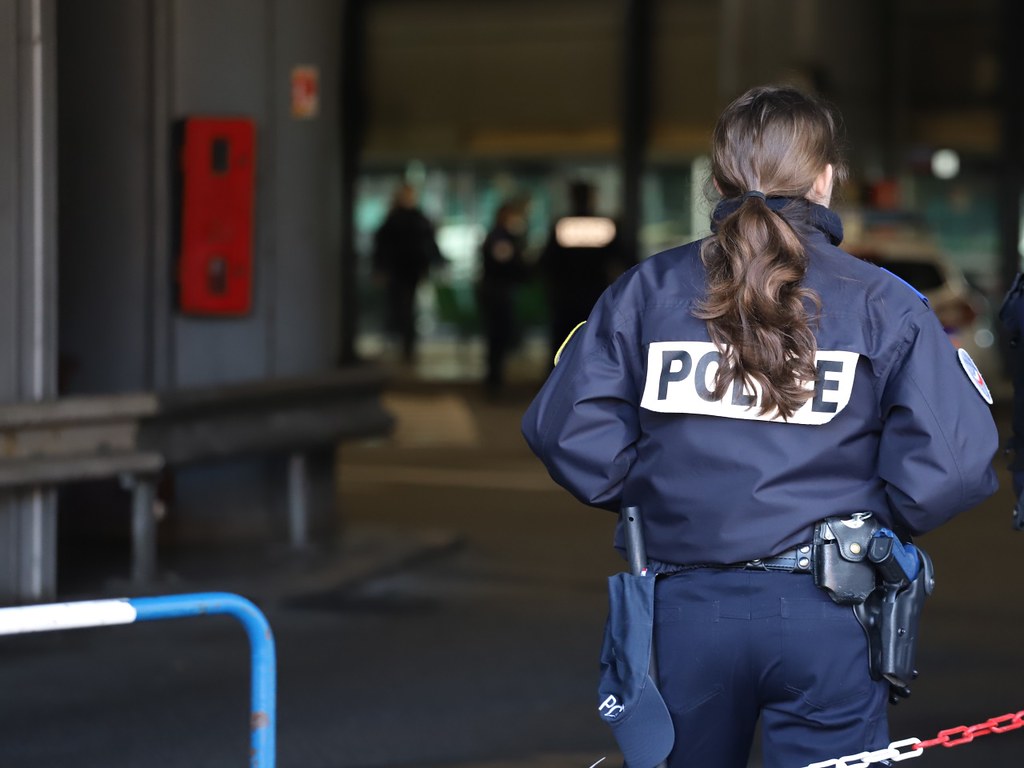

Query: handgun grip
<box><xmin>868</xmin><ymin>529</ymin><xmax>919</xmax><ymax>585</ymax></box>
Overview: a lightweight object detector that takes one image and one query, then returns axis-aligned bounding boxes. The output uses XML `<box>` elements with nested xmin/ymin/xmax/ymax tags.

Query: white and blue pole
<box><xmin>0</xmin><ymin>592</ymin><xmax>276</xmax><ymax>768</ymax></box>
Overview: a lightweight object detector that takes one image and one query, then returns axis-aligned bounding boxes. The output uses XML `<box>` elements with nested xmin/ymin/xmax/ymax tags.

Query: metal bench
<box><xmin>0</xmin><ymin>365</ymin><xmax>393</xmax><ymax>603</ymax></box>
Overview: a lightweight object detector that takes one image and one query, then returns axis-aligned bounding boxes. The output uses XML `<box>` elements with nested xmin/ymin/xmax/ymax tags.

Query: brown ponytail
<box><xmin>695</xmin><ymin>86</ymin><xmax>847</xmax><ymax>420</ymax></box>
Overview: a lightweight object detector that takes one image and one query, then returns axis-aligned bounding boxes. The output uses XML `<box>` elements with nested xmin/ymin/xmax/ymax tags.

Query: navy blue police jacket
<box><xmin>522</xmin><ymin>199</ymin><xmax>1000</xmax><ymax>566</ymax></box>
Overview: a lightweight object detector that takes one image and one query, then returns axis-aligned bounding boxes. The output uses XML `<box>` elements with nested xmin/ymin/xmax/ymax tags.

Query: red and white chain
<box><xmin>800</xmin><ymin>709</ymin><xmax>1024</xmax><ymax>768</ymax></box>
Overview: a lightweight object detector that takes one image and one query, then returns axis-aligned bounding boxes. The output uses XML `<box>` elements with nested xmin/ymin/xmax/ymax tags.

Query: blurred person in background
<box><xmin>539</xmin><ymin>180</ymin><xmax>632</xmax><ymax>363</ymax></box>
<box><xmin>372</xmin><ymin>182</ymin><xmax>443</xmax><ymax>364</ymax></box>
<box><xmin>478</xmin><ymin>199</ymin><xmax>530</xmax><ymax>397</ymax></box>
<box><xmin>1000</xmin><ymin>273</ymin><xmax>1024</xmax><ymax>501</ymax></box>
<box><xmin>523</xmin><ymin>85</ymin><xmax>998</xmax><ymax>768</ymax></box>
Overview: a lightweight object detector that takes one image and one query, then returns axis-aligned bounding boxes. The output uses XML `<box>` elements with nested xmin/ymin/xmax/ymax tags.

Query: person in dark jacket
<box><xmin>372</xmin><ymin>182</ymin><xmax>443</xmax><ymax>363</ymax></box>
<box><xmin>538</xmin><ymin>180</ymin><xmax>631</xmax><ymax>363</ymax></box>
<box><xmin>478</xmin><ymin>199</ymin><xmax>529</xmax><ymax>396</ymax></box>
<box><xmin>522</xmin><ymin>86</ymin><xmax>999</xmax><ymax>768</ymax></box>
<box><xmin>1000</xmin><ymin>273</ymin><xmax>1024</xmax><ymax>500</ymax></box>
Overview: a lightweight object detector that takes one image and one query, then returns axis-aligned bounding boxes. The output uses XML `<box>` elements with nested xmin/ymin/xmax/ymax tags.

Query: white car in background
<box><xmin>841</xmin><ymin>227</ymin><xmax>1000</xmax><ymax>387</ymax></box>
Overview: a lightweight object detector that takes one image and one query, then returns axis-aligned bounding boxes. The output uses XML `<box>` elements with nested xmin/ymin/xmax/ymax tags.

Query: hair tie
<box><xmin>741</xmin><ymin>190</ymin><xmax>766</xmax><ymax>201</ymax></box>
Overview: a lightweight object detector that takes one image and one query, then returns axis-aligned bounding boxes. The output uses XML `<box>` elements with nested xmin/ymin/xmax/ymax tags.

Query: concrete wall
<box><xmin>270</xmin><ymin>0</ymin><xmax>343</xmax><ymax>377</ymax></box>
<box><xmin>58</xmin><ymin>0</ymin><xmax>343</xmax><ymax>395</ymax></box>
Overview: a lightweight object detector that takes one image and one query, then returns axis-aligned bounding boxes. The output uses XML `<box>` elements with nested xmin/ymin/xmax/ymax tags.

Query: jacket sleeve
<box><xmin>521</xmin><ymin>289</ymin><xmax>641</xmax><ymax>511</ymax></box>
<box><xmin>877</xmin><ymin>307</ymin><xmax>999</xmax><ymax>535</ymax></box>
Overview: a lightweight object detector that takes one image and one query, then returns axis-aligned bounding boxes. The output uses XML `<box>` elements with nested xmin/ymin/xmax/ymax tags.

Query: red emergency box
<box><xmin>177</xmin><ymin>117</ymin><xmax>256</xmax><ymax>316</ymax></box>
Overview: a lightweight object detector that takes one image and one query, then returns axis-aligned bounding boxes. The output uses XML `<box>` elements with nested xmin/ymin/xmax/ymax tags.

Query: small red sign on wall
<box><xmin>177</xmin><ymin>117</ymin><xmax>256</xmax><ymax>316</ymax></box>
<box><xmin>291</xmin><ymin>66</ymin><xmax>319</xmax><ymax>119</ymax></box>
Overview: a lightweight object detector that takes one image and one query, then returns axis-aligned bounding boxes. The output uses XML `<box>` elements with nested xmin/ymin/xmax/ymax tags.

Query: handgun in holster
<box><xmin>813</xmin><ymin>515</ymin><xmax>934</xmax><ymax>694</ymax></box>
<box><xmin>854</xmin><ymin>531</ymin><xmax>935</xmax><ymax>691</ymax></box>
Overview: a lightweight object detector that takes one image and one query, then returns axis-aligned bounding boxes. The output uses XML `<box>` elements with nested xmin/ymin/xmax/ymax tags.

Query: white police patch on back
<box><xmin>641</xmin><ymin>341</ymin><xmax>860</xmax><ymax>425</ymax></box>
<box><xmin>957</xmin><ymin>347</ymin><xmax>993</xmax><ymax>405</ymax></box>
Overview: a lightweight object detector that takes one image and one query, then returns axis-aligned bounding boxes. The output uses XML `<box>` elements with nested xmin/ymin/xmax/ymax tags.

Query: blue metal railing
<box><xmin>0</xmin><ymin>591</ymin><xmax>276</xmax><ymax>768</ymax></box>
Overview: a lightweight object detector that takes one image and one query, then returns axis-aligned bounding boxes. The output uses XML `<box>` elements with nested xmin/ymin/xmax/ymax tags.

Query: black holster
<box><xmin>854</xmin><ymin>548</ymin><xmax>935</xmax><ymax>688</ymax></box>
<box><xmin>813</xmin><ymin>514</ymin><xmax>934</xmax><ymax>689</ymax></box>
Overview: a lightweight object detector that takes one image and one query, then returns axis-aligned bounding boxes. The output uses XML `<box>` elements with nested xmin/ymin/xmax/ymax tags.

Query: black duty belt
<box><xmin>650</xmin><ymin>544</ymin><xmax>815</xmax><ymax>575</ymax></box>
<box><xmin>723</xmin><ymin>544</ymin><xmax>813</xmax><ymax>573</ymax></box>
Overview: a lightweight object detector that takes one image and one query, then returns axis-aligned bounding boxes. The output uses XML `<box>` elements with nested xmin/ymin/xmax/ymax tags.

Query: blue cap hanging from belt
<box><xmin>597</xmin><ymin>572</ymin><xmax>674</xmax><ymax>767</ymax></box>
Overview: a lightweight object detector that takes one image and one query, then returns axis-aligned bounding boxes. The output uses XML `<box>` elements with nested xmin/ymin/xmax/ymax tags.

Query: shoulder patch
<box><xmin>553</xmin><ymin>321</ymin><xmax>587</xmax><ymax>366</ymax></box>
<box><xmin>958</xmin><ymin>348</ymin><xmax>993</xmax><ymax>404</ymax></box>
<box><xmin>879</xmin><ymin>267</ymin><xmax>930</xmax><ymax>306</ymax></box>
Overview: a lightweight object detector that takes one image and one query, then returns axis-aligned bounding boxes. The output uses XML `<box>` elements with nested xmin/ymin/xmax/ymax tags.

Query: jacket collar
<box><xmin>710</xmin><ymin>197</ymin><xmax>844</xmax><ymax>246</ymax></box>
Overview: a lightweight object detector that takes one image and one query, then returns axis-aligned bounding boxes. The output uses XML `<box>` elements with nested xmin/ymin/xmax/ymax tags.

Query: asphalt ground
<box><xmin>2</xmin><ymin>372</ymin><xmax>1024</xmax><ymax>768</ymax></box>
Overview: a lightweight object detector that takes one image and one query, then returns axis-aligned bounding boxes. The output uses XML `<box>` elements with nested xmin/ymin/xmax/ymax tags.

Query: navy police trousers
<box><xmin>654</xmin><ymin>568</ymin><xmax>889</xmax><ymax>768</ymax></box>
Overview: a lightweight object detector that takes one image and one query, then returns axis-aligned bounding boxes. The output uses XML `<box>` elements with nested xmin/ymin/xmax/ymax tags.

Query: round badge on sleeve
<box><xmin>958</xmin><ymin>348</ymin><xmax>993</xmax><ymax>404</ymax></box>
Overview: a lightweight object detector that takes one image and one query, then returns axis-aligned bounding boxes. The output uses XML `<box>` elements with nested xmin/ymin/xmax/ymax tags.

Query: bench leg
<box><xmin>287</xmin><ymin>453</ymin><xmax>309</xmax><ymax>550</ymax></box>
<box><xmin>125</xmin><ymin>475</ymin><xmax>158</xmax><ymax>583</ymax></box>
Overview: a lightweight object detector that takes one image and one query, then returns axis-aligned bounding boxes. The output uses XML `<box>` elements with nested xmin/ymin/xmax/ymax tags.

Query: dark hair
<box><xmin>695</xmin><ymin>85</ymin><xmax>847</xmax><ymax>419</ymax></box>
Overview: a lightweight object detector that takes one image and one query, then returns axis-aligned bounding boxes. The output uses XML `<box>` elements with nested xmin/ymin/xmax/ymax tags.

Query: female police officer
<box><xmin>522</xmin><ymin>86</ymin><xmax>999</xmax><ymax>768</ymax></box>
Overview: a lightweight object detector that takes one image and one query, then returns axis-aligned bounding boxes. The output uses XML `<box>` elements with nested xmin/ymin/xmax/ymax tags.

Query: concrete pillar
<box><xmin>0</xmin><ymin>0</ymin><xmax>59</xmax><ymax>605</ymax></box>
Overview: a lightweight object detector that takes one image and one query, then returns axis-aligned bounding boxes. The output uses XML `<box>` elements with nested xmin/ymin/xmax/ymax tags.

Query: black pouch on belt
<box><xmin>812</xmin><ymin>514</ymin><xmax>880</xmax><ymax>605</ymax></box>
